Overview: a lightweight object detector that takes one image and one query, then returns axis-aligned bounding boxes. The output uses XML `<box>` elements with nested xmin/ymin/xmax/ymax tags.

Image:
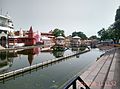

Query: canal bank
<box><xmin>63</xmin><ymin>47</ymin><xmax>120</xmax><ymax>89</ymax></box>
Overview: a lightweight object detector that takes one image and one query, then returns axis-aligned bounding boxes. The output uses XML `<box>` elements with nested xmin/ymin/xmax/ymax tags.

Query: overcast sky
<box><xmin>0</xmin><ymin>0</ymin><xmax>120</xmax><ymax>37</ymax></box>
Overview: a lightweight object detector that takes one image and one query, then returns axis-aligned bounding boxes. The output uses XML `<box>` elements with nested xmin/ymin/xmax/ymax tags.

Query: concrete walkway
<box><xmin>112</xmin><ymin>48</ymin><xmax>120</xmax><ymax>89</ymax></box>
<box><xmin>75</xmin><ymin>48</ymin><xmax>120</xmax><ymax>89</ymax></box>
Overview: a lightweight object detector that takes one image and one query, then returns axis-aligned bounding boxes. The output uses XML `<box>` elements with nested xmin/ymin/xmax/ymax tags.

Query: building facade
<box><xmin>56</xmin><ymin>36</ymin><xmax>65</xmax><ymax>46</ymax></box>
<box><xmin>0</xmin><ymin>14</ymin><xmax>14</xmax><ymax>48</ymax></box>
<box><xmin>71</xmin><ymin>36</ymin><xmax>81</xmax><ymax>47</ymax></box>
<box><xmin>8</xmin><ymin>27</ymin><xmax>37</xmax><ymax>47</ymax></box>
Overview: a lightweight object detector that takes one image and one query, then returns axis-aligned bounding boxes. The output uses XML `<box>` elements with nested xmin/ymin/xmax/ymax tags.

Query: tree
<box><xmin>97</xmin><ymin>28</ymin><xmax>105</xmax><ymax>37</ymax></box>
<box><xmin>107</xmin><ymin>26</ymin><xmax>120</xmax><ymax>43</ymax></box>
<box><xmin>110</xmin><ymin>6</ymin><xmax>120</xmax><ymax>43</ymax></box>
<box><xmin>113</xmin><ymin>20</ymin><xmax>120</xmax><ymax>30</ymax></box>
<box><xmin>97</xmin><ymin>28</ymin><xmax>109</xmax><ymax>41</ymax></box>
<box><xmin>72</xmin><ymin>31</ymin><xmax>87</xmax><ymax>40</ymax></box>
<box><xmin>97</xmin><ymin>6</ymin><xmax>120</xmax><ymax>43</ymax></box>
<box><xmin>98</xmin><ymin>27</ymin><xmax>119</xmax><ymax>43</ymax></box>
<box><xmin>89</xmin><ymin>35</ymin><xmax>98</xmax><ymax>40</ymax></box>
<box><xmin>115</xmin><ymin>6</ymin><xmax>120</xmax><ymax>21</ymax></box>
<box><xmin>52</xmin><ymin>28</ymin><xmax>65</xmax><ymax>37</ymax></box>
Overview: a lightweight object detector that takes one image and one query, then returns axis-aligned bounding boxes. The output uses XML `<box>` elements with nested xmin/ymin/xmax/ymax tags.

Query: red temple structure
<box><xmin>8</xmin><ymin>26</ymin><xmax>38</xmax><ymax>47</ymax></box>
<box><xmin>25</xmin><ymin>26</ymin><xmax>36</xmax><ymax>46</ymax></box>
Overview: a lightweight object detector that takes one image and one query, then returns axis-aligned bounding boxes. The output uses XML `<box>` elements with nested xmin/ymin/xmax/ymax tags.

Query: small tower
<box><xmin>25</xmin><ymin>26</ymin><xmax>36</xmax><ymax>46</ymax></box>
<box><xmin>28</xmin><ymin>26</ymin><xmax>34</xmax><ymax>38</ymax></box>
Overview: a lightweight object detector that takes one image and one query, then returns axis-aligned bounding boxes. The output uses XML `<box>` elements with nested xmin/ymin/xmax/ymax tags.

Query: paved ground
<box><xmin>112</xmin><ymin>48</ymin><xmax>120</xmax><ymax>89</ymax></box>
<box><xmin>75</xmin><ymin>47</ymin><xmax>120</xmax><ymax>89</ymax></box>
<box><xmin>98</xmin><ymin>45</ymin><xmax>114</xmax><ymax>51</ymax></box>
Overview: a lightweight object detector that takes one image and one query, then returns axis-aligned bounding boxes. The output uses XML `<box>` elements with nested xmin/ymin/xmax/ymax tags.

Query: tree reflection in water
<box><xmin>71</xmin><ymin>46</ymin><xmax>86</xmax><ymax>58</ymax></box>
<box><xmin>52</xmin><ymin>46</ymin><xmax>65</xmax><ymax>58</ymax></box>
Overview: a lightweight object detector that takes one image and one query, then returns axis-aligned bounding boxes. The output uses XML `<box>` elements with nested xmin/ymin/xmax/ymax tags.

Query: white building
<box><xmin>0</xmin><ymin>14</ymin><xmax>14</xmax><ymax>47</ymax></box>
<box><xmin>41</xmin><ymin>36</ymin><xmax>52</xmax><ymax>46</ymax></box>
<box><xmin>71</xmin><ymin>36</ymin><xmax>81</xmax><ymax>47</ymax></box>
<box><xmin>56</xmin><ymin>36</ymin><xmax>65</xmax><ymax>46</ymax></box>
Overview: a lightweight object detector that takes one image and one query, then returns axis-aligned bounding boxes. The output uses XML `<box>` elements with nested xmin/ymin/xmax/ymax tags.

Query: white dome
<box><xmin>73</xmin><ymin>36</ymin><xmax>81</xmax><ymax>39</ymax></box>
<box><xmin>56</xmin><ymin>36</ymin><xmax>65</xmax><ymax>39</ymax></box>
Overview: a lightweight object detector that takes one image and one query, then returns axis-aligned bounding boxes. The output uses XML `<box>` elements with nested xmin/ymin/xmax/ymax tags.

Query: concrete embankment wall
<box><xmin>0</xmin><ymin>44</ymin><xmax>51</xmax><ymax>52</ymax></box>
<box><xmin>0</xmin><ymin>49</ymin><xmax>90</xmax><ymax>81</ymax></box>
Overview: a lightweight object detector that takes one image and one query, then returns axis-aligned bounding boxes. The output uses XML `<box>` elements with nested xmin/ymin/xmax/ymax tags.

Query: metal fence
<box><xmin>62</xmin><ymin>75</ymin><xmax>90</xmax><ymax>89</ymax></box>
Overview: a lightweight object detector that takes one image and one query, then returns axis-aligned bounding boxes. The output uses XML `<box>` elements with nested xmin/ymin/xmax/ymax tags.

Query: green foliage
<box><xmin>97</xmin><ymin>28</ymin><xmax>105</xmax><ymax>37</ymax></box>
<box><xmin>72</xmin><ymin>31</ymin><xmax>87</xmax><ymax>40</ymax></box>
<box><xmin>97</xmin><ymin>28</ymin><xmax>109</xmax><ymax>41</ymax></box>
<box><xmin>98</xmin><ymin>27</ymin><xmax>120</xmax><ymax>43</ymax></box>
<box><xmin>52</xmin><ymin>28</ymin><xmax>65</xmax><ymax>37</ymax></box>
<box><xmin>113</xmin><ymin>20</ymin><xmax>120</xmax><ymax>30</ymax></box>
<box><xmin>108</xmin><ymin>6</ymin><xmax>120</xmax><ymax>43</ymax></box>
<box><xmin>115</xmin><ymin>6</ymin><xmax>120</xmax><ymax>21</ymax></box>
<box><xmin>97</xmin><ymin>6</ymin><xmax>120</xmax><ymax>43</ymax></box>
<box><xmin>89</xmin><ymin>35</ymin><xmax>98</xmax><ymax>40</ymax></box>
<box><xmin>107</xmin><ymin>27</ymin><xmax>120</xmax><ymax>43</ymax></box>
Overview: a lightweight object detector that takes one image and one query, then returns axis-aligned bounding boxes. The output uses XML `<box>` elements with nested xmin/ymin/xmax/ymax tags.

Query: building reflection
<box><xmin>0</xmin><ymin>47</ymin><xmax>41</xmax><ymax>73</ymax></box>
<box><xmin>17</xmin><ymin>47</ymin><xmax>41</xmax><ymax>65</ymax></box>
<box><xmin>0</xmin><ymin>51</ymin><xmax>15</xmax><ymax>74</ymax></box>
<box><xmin>52</xmin><ymin>46</ymin><xmax>65</xmax><ymax>58</ymax></box>
<box><xmin>71</xmin><ymin>47</ymin><xmax>81</xmax><ymax>58</ymax></box>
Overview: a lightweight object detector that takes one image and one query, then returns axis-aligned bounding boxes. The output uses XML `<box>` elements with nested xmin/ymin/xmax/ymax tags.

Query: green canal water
<box><xmin>0</xmin><ymin>48</ymin><xmax>104</xmax><ymax>89</ymax></box>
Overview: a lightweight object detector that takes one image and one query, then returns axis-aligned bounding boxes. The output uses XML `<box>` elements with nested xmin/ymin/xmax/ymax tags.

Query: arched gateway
<box><xmin>0</xmin><ymin>31</ymin><xmax>8</xmax><ymax>47</ymax></box>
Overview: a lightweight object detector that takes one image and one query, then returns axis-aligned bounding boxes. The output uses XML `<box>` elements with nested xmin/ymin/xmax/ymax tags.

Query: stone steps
<box><xmin>76</xmin><ymin>48</ymin><xmax>116</xmax><ymax>89</ymax></box>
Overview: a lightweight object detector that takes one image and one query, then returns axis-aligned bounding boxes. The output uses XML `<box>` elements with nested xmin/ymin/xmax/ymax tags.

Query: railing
<box><xmin>62</xmin><ymin>75</ymin><xmax>90</xmax><ymax>89</ymax></box>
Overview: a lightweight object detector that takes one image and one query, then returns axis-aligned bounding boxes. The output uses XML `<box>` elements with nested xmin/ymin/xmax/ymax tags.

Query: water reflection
<box><xmin>71</xmin><ymin>47</ymin><xmax>80</xmax><ymax>52</ymax></box>
<box><xmin>0</xmin><ymin>51</ymin><xmax>14</xmax><ymax>73</ymax></box>
<box><xmin>52</xmin><ymin>50</ymin><xmax>64</xmax><ymax>58</ymax></box>
<box><xmin>17</xmin><ymin>47</ymin><xmax>41</xmax><ymax>65</ymax></box>
<box><xmin>0</xmin><ymin>47</ymin><xmax>41</xmax><ymax>73</ymax></box>
<box><xmin>71</xmin><ymin>47</ymin><xmax>81</xmax><ymax>58</ymax></box>
<box><xmin>0</xmin><ymin>46</ymin><xmax>86</xmax><ymax>74</ymax></box>
<box><xmin>52</xmin><ymin>46</ymin><xmax>65</xmax><ymax>58</ymax></box>
<box><xmin>0</xmin><ymin>48</ymin><xmax>103</xmax><ymax>89</ymax></box>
